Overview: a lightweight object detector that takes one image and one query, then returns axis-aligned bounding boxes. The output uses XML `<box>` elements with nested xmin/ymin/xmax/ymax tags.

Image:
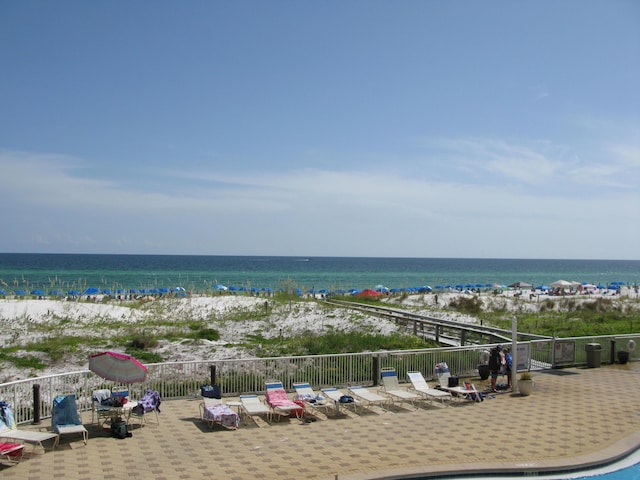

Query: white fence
<box><xmin>2</xmin><ymin>334</ymin><xmax>637</xmax><ymax>425</ymax></box>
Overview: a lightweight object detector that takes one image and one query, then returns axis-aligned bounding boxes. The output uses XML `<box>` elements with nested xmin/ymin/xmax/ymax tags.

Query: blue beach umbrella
<box><xmin>68</xmin><ymin>290</ymin><xmax>80</xmax><ymax>296</ymax></box>
<box><xmin>83</xmin><ymin>287</ymin><xmax>100</xmax><ymax>295</ymax></box>
<box><xmin>31</xmin><ymin>289</ymin><xmax>46</xmax><ymax>296</ymax></box>
<box><xmin>50</xmin><ymin>290</ymin><xmax>64</xmax><ymax>296</ymax></box>
<box><xmin>214</xmin><ymin>284</ymin><xmax>227</xmax><ymax>291</ymax></box>
<box><xmin>14</xmin><ymin>290</ymin><xmax>26</xmax><ymax>296</ymax></box>
<box><xmin>0</xmin><ymin>289</ymin><xmax>7</xmax><ymax>295</ymax></box>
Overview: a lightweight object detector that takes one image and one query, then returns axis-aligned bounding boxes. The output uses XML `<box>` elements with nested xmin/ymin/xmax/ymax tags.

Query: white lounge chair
<box><xmin>407</xmin><ymin>371</ymin><xmax>452</xmax><ymax>405</ymax></box>
<box><xmin>320</xmin><ymin>387</ymin><xmax>358</xmax><ymax>414</ymax></box>
<box><xmin>0</xmin><ymin>403</ymin><xmax>59</xmax><ymax>453</ymax></box>
<box><xmin>265</xmin><ymin>381</ymin><xmax>304</xmax><ymax>420</ymax></box>
<box><xmin>379</xmin><ymin>368</ymin><xmax>420</xmax><ymax>407</ymax></box>
<box><xmin>239</xmin><ymin>395</ymin><xmax>272</xmax><ymax>424</ymax></box>
<box><xmin>292</xmin><ymin>382</ymin><xmax>333</xmax><ymax>416</ymax></box>
<box><xmin>347</xmin><ymin>386</ymin><xmax>390</xmax><ymax>412</ymax></box>
<box><xmin>435</xmin><ymin>368</ymin><xmax>482</xmax><ymax>403</ymax></box>
<box><xmin>199</xmin><ymin>397</ymin><xmax>239</xmax><ymax>430</ymax></box>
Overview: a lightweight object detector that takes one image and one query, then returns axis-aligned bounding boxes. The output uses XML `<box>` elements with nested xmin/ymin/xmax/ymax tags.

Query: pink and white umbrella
<box><xmin>89</xmin><ymin>351</ymin><xmax>148</xmax><ymax>384</ymax></box>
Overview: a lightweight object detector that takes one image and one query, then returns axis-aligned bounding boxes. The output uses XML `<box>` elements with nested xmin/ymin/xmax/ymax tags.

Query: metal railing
<box><xmin>2</xmin><ymin>334</ymin><xmax>638</xmax><ymax>425</ymax></box>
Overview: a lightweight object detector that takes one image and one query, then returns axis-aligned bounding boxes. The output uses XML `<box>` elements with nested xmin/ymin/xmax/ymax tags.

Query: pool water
<box><xmin>455</xmin><ymin>448</ymin><xmax>640</xmax><ymax>479</ymax></box>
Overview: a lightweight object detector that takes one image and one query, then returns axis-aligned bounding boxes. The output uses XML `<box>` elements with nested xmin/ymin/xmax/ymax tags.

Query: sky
<box><xmin>1</xmin><ymin>1</ymin><xmax>639</xmax><ymax>260</ymax></box>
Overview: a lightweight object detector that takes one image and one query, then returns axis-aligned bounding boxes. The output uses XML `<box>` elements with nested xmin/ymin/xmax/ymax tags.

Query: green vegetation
<box><xmin>0</xmin><ymin>351</ymin><xmax>46</xmax><ymax>370</ymax></box>
<box><xmin>243</xmin><ymin>330</ymin><xmax>434</xmax><ymax>357</ymax></box>
<box><xmin>2</xmin><ymin>293</ymin><xmax>638</xmax><ymax>374</ymax></box>
<box><xmin>446</xmin><ymin>296</ymin><xmax>639</xmax><ymax>337</ymax></box>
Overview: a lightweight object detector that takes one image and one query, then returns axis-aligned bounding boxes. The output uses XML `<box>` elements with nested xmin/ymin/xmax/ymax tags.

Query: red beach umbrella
<box><xmin>354</xmin><ymin>289</ymin><xmax>382</xmax><ymax>298</ymax></box>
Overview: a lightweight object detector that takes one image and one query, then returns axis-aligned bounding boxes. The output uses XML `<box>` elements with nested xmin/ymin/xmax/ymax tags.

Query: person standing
<box><xmin>488</xmin><ymin>344</ymin><xmax>502</xmax><ymax>392</ymax></box>
<box><xmin>503</xmin><ymin>348</ymin><xmax>513</xmax><ymax>388</ymax></box>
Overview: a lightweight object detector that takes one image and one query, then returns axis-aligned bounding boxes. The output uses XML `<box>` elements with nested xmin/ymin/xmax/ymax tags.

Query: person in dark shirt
<box><xmin>488</xmin><ymin>344</ymin><xmax>502</xmax><ymax>392</ymax></box>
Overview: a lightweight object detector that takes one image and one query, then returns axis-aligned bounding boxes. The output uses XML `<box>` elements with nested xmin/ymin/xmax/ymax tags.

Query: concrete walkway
<box><xmin>2</xmin><ymin>363</ymin><xmax>640</xmax><ymax>480</ymax></box>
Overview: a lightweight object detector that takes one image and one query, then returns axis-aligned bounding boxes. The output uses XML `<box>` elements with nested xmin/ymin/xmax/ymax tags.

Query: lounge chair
<box><xmin>239</xmin><ymin>395</ymin><xmax>272</xmax><ymax>424</ymax></box>
<box><xmin>265</xmin><ymin>381</ymin><xmax>304</xmax><ymax>420</ymax></box>
<box><xmin>128</xmin><ymin>390</ymin><xmax>161</xmax><ymax>426</ymax></box>
<box><xmin>0</xmin><ymin>441</ymin><xmax>24</xmax><ymax>465</ymax></box>
<box><xmin>320</xmin><ymin>387</ymin><xmax>358</xmax><ymax>414</ymax></box>
<box><xmin>434</xmin><ymin>363</ymin><xmax>481</xmax><ymax>403</ymax></box>
<box><xmin>51</xmin><ymin>394</ymin><xmax>88</xmax><ymax>445</ymax></box>
<box><xmin>199</xmin><ymin>397</ymin><xmax>239</xmax><ymax>430</ymax></box>
<box><xmin>0</xmin><ymin>402</ymin><xmax>59</xmax><ymax>453</ymax></box>
<box><xmin>379</xmin><ymin>368</ymin><xmax>420</xmax><ymax>407</ymax></box>
<box><xmin>293</xmin><ymin>382</ymin><xmax>333</xmax><ymax>416</ymax></box>
<box><xmin>406</xmin><ymin>371</ymin><xmax>452</xmax><ymax>405</ymax></box>
<box><xmin>347</xmin><ymin>386</ymin><xmax>390</xmax><ymax>412</ymax></box>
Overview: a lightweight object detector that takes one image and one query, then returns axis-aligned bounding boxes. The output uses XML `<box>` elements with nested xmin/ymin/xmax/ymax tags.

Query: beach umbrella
<box><xmin>214</xmin><ymin>284</ymin><xmax>227</xmax><ymax>291</ymax></box>
<box><xmin>0</xmin><ymin>289</ymin><xmax>7</xmax><ymax>295</ymax></box>
<box><xmin>14</xmin><ymin>290</ymin><xmax>26</xmax><ymax>296</ymax></box>
<box><xmin>89</xmin><ymin>351</ymin><xmax>147</xmax><ymax>384</ymax></box>
<box><xmin>68</xmin><ymin>290</ymin><xmax>80</xmax><ymax>296</ymax></box>
<box><xmin>50</xmin><ymin>290</ymin><xmax>64</xmax><ymax>296</ymax></box>
<box><xmin>550</xmin><ymin>280</ymin><xmax>573</xmax><ymax>288</ymax></box>
<box><xmin>30</xmin><ymin>289</ymin><xmax>46</xmax><ymax>296</ymax></box>
<box><xmin>83</xmin><ymin>287</ymin><xmax>100</xmax><ymax>295</ymax></box>
<box><xmin>354</xmin><ymin>289</ymin><xmax>382</xmax><ymax>298</ymax></box>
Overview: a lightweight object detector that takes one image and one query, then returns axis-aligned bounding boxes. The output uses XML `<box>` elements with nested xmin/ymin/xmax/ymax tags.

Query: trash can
<box><xmin>585</xmin><ymin>343</ymin><xmax>602</xmax><ymax>368</ymax></box>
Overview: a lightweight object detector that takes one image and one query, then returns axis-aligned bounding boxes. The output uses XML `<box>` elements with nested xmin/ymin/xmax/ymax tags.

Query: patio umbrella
<box><xmin>89</xmin><ymin>351</ymin><xmax>148</xmax><ymax>384</ymax></box>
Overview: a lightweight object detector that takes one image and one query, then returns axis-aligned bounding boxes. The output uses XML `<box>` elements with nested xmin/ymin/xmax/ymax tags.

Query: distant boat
<box><xmin>295</xmin><ymin>258</ymin><xmax>312</xmax><ymax>262</ymax></box>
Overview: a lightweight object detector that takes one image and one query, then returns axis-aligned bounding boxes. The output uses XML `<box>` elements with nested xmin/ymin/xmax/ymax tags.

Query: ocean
<box><xmin>0</xmin><ymin>254</ymin><xmax>638</xmax><ymax>294</ymax></box>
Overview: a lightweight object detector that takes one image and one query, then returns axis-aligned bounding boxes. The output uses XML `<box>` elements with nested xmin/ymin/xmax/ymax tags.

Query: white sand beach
<box><xmin>1</xmin><ymin>287</ymin><xmax>637</xmax><ymax>383</ymax></box>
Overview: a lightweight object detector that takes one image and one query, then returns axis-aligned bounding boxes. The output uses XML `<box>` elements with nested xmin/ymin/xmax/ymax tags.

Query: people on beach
<box><xmin>488</xmin><ymin>344</ymin><xmax>502</xmax><ymax>392</ymax></box>
<box><xmin>503</xmin><ymin>348</ymin><xmax>513</xmax><ymax>388</ymax></box>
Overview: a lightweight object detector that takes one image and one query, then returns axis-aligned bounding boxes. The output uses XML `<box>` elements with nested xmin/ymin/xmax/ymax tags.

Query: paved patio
<box><xmin>2</xmin><ymin>363</ymin><xmax>640</xmax><ymax>480</ymax></box>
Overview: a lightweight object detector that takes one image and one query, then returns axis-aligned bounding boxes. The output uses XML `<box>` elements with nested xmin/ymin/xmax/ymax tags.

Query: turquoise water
<box><xmin>0</xmin><ymin>253</ymin><xmax>638</xmax><ymax>294</ymax></box>
<box><xmin>452</xmin><ymin>449</ymin><xmax>640</xmax><ymax>479</ymax></box>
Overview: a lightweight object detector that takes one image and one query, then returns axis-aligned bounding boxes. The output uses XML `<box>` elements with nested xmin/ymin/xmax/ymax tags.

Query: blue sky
<box><xmin>1</xmin><ymin>1</ymin><xmax>639</xmax><ymax>259</ymax></box>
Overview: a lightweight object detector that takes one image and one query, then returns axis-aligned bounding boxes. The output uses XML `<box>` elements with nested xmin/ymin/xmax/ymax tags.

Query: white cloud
<box><xmin>1</xmin><ymin>145</ymin><xmax>638</xmax><ymax>259</ymax></box>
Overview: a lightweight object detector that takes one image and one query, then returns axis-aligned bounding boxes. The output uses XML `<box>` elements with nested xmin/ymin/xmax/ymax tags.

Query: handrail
<box><xmin>1</xmin><ymin>334</ymin><xmax>637</xmax><ymax>425</ymax></box>
<box><xmin>325</xmin><ymin>299</ymin><xmax>551</xmax><ymax>343</ymax></box>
